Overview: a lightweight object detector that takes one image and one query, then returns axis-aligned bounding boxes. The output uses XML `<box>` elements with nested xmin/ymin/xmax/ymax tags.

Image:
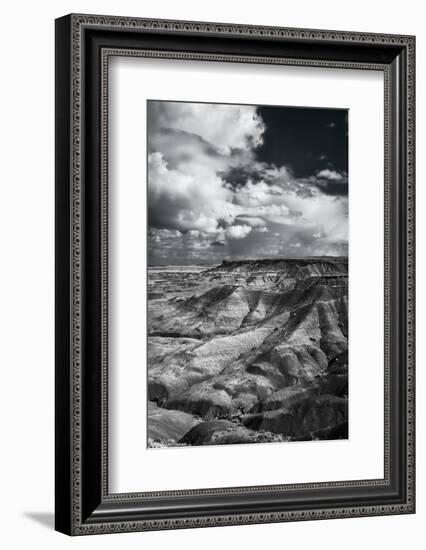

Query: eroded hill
<box><xmin>147</xmin><ymin>257</ymin><xmax>348</xmax><ymax>447</ymax></box>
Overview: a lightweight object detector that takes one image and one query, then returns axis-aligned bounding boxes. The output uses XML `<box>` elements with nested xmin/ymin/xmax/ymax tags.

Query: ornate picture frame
<box><xmin>55</xmin><ymin>13</ymin><xmax>415</xmax><ymax>535</ymax></box>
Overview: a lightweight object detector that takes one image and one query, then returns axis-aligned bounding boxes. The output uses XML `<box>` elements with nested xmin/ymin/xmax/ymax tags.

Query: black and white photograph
<box><xmin>0</xmin><ymin>0</ymin><xmax>418</xmax><ymax>544</ymax></box>
<box><xmin>147</xmin><ymin>100</ymin><xmax>349</xmax><ymax>448</ymax></box>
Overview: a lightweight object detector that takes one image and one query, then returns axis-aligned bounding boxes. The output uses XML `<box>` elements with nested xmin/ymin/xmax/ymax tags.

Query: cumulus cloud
<box><xmin>148</xmin><ymin>101</ymin><xmax>265</xmax><ymax>154</ymax></box>
<box><xmin>316</xmin><ymin>169</ymin><xmax>344</xmax><ymax>181</ymax></box>
<box><xmin>225</xmin><ymin>224</ymin><xmax>252</xmax><ymax>240</ymax></box>
<box><xmin>148</xmin><ymin>151</ymin><xmax>234</xmax><ymax>234</ymax></box>
<box><xmin>235</xmin><ymin>216</ymin><xmax>267</xmax><ymax>227</ymax></box>
<box><xmin>147</xmin><ymin>100</ymin><xmax>348</xmax><ymax>263</ymax></box>
<box><xmin>147</xmin><ymin>102</ymin><xmax>270</xmax><ymax>238</ymax></box>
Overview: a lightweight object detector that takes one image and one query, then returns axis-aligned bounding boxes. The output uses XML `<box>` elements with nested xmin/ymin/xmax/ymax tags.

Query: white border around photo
<box><xmin>108</xmin><ymin>56</ymin><xmax>384</xmax><ymax>494</ymax></box>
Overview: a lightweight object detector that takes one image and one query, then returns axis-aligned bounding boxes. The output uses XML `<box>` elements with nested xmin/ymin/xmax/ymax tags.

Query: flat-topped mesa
<box><xmin>211</xmin><ymin>257</ymin><xmax>348</xmax><ymax>278</ymax></box>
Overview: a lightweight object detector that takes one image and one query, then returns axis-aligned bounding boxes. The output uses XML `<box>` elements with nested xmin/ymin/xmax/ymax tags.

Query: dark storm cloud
<box><xmin>147</xmin><ymin>101</ymin><xmax>348</xmax><ymax>265</ymax></box>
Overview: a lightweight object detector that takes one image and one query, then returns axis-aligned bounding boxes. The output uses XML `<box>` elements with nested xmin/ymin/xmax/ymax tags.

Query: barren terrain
<box><xmin>147</xmin><ymin>257</ymin><xmax>348</xmax><ymax>448</ymax></box>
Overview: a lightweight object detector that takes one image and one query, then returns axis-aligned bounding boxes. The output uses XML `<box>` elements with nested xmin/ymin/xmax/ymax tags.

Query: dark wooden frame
<box><xmin>55</xmin><ymin>13</ymin><xmax>415</xmax><ymax>535</ymax></box>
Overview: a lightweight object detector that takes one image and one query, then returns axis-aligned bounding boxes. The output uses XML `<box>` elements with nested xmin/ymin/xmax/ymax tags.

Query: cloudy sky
<box><xmin>147</xmin><ymin>100</ymin><xmax>348</xmax><ymax>265</ymax></box>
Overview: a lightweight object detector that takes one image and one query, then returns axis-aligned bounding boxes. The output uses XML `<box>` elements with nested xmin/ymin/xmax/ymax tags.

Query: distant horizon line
<box><xmin>148</xmin><ymin>255</ymin><xmax>349</xmax><ymax>267</ymax></box>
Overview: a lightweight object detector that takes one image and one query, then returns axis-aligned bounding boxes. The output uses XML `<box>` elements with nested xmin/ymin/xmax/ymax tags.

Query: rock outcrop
<box><xmin>147</xmin><ymin>401</ymin><xmax>200</xmax><ymax>447</ymax></box>
<box><xmin>179</xmin><ymin>420</ymin><xmax>284</xmax><ymax>446</ymax></box>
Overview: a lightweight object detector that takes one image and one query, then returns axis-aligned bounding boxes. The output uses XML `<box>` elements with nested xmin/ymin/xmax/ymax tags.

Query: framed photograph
<box><xmin>55</xmin><ymin>14</ymin><xmax>415</xmax><ymax>535</ymax></box>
